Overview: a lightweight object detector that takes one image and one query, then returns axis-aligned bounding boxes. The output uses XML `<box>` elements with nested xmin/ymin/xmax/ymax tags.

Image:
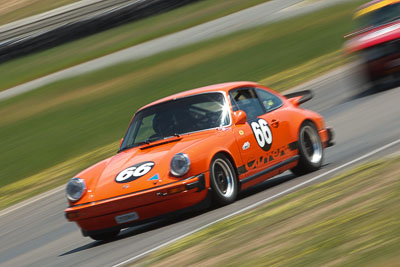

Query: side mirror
<box><xmin>233</xmin><ymin>110</ymin><xmax>247</xmax><ymax>125</ymax></box>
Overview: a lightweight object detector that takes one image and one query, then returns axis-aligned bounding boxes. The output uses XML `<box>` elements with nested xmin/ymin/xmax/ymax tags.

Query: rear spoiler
<box><xmin>284</xmin><ymin>90</ymin><xmax>313</xmax><ymax>105</ymax></box>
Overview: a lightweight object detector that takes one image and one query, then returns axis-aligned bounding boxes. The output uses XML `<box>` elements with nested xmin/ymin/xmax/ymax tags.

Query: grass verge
<box><xmin>259</xmin><ymin>50</ymin><xmax>347</xmax><ymax>91</ymax></box>
<box><xmin>0</xmin><ymin>0</ymin><xmax>270</xmax><ymax>92</ymax></box>
<box><xmin>135</xmin><ymin>156</ymin><xmax>400</xmax><ymax>266</ymax></box>
<box><xmin>0</xmin><ymin>0</ymin><xmax>364</xmax><ymax>209</ymax></box>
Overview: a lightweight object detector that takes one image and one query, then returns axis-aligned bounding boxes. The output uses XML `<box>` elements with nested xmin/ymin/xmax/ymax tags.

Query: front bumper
<box><xmin>65</xmin><ymin>173</ymin><xmax>207</xmax><ymax>232</ymax></box>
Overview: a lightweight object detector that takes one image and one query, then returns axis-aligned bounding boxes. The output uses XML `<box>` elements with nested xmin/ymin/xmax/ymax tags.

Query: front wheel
<box><xmin>291</xmin><ymin>122</ymin><xmax>323</xmax><ymax>176</ymax></box>
<box><xmin>210</xmin><ymin>155</ymin><xmax>238</xmax><ymax>206</ymax></box>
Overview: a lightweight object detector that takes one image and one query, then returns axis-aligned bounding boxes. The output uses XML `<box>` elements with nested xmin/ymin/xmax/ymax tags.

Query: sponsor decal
<box><xmin>115</xmin><ymin>161</ymin><xmax>155</xmax><ymax>183</ymax></box>
<box><xmin>288</xmin><ymin>141</ymin><xmax>298</xmax><ymax>151</ymax></box>
<box><xmin>247</xmin><ymin>159</ymin><xmax>256</xmax><ymax>168</ymax></box>
<box><xmin>148</xmin><ymin>173</ymin><xmax>160</xmax><ymax>181</ymax></box>
<box><xmin>250</xmin><ymin>118</ymin><xmax>273</xmax><ymax>151</ymax></box>
<box><xmin>237</xmin><ymin>165</ymin><xmax>247</xmax><ymax>174</ymax></box>
<box><xmin>242</xmin><ymin>141</ymin><xmax>250</xmax><ymax>151</ymax></box>
<box><xmin>240</xmin><ymin>143</ymin><xmax>294</xmax><ymax>173</ymax></box>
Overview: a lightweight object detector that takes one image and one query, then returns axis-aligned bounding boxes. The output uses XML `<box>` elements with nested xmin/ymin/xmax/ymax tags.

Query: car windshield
<box><xmin>355</xmin><ymin>3</ymin><xmax>400</xmax><ymax>29</ymax></box>
<box><xmin>120</xmin><ymin>92</ymin><xmax>230</xmax><ymax>150</ymax></box>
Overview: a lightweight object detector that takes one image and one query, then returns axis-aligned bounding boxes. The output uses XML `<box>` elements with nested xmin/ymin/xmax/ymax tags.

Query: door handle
<box><xmin>271</xmin><ymin>119</ymin><xmax>280</xmax><ymax>128</ymax></box>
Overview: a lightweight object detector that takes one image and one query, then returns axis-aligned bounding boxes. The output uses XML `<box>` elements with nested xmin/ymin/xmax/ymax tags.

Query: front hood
<box><xmin>77</xmin><ymin>132</ymin><xmax>215</xmax><ymax>203</ymax></box>
<box><xmin>345</xmin><ymin>21</ymin><xmax>400</xmax><ymax>53</ymax></box>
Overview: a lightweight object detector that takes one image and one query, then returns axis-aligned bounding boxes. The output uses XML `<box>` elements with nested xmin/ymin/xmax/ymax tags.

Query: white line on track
<box><xmin>112</xmin><ymin>137</ymin><xmax>400</xmax><ymax>267</ymax></box>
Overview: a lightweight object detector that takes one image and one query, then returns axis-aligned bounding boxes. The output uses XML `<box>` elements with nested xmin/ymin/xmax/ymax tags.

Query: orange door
<box><xmin>230</xmin><ymin>87</ymin><xmax>295</xmax><ymax>179</ymax></box>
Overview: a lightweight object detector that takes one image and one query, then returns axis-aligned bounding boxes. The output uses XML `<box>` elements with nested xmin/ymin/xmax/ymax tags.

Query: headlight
<box><xmin>170</xmin><ymin>153</ymin><xmax>190</xmax><ymax>177</ymax></box>
<box><xmin>66</xmin><ymin>178</ymin><xmax>86</xmax><ymax>202</ymax></box>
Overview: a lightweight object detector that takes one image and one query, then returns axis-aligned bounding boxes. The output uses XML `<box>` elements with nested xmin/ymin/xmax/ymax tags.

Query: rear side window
<box><xmin>255</xmin><ymin>88</ymin><xmax>283</xmax><ymax>112</ymax></box>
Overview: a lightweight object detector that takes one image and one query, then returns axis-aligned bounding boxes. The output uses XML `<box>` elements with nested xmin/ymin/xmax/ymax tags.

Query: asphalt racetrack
<box><xmin>1</xmin><ymin>64</ymin><xmax>400</xmax><ymax>266</ymax></box>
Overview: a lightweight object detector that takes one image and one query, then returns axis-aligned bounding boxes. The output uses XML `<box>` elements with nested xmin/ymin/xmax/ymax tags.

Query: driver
<box><xmin>152</xmin><ymin>111</ymin><xmax>178</xmax><ymax>138</ymax></box>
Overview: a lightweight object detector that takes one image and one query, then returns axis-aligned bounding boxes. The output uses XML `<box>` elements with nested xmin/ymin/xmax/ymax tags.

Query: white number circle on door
<box><xmin>250</xmin><ymin>119</ymin><xmax>273</xmax><ymax>151</ymax></box>
<box><xmin>115</xmin><ymin>162</ymin><xmax>155</xmax><ymax>183</ymax></box>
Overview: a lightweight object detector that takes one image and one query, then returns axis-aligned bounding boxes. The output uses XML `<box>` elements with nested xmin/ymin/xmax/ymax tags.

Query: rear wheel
<box><xmin>210</xmin><ymin>155</ymin><xmax>238</xmax><ymax>206</ymax></box>
<box><xmin>88</xmin><ymin>229</ymin><xmax>120</xmax><ymax>241</ymax></box>
<box><xmin>292</xmin><ymin>122</ymin><xmax>323</xmax><ymax>176</ymax></box>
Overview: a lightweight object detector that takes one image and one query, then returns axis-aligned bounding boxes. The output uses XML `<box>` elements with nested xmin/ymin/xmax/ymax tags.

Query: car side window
<box><xmin>229</xmin><ymin>88</ymin><xmax>264</xmax><ymax>120</ymax></box>
<box><xmin>256</xmin><ymin>88</ymin><xmax>283</xmax><ymax>112</ymax></box>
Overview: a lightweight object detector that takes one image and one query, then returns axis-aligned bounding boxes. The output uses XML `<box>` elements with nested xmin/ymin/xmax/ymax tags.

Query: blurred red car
<box><xmin>64</xmin><ymin>82</ymin><xmax>334</xmax><ymax>241</ymax></box>
<box><xmin>345</xmin><ymin>0</ymin><xmax>400</xmax><ymax>87</ymax></box>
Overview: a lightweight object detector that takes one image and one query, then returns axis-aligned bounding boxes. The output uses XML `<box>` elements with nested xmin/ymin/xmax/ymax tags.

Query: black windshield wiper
<box><xmin>146</xmin><ymin>133</ymin><xmax>180</xmax><ymax>142</ymax></box>
<box><xmin>144</xmin><ymin>137</ymin><xmax>162</xmax><ymax>144</ymax></box>
<box><xmin>139</xmin><ymin>134</ymin><xmax>182</xmax><ymax>150</ymax></box>
<box><xmin>132</xmin><ymin>137</ymin><xmax>162</xmax><ymax>147</ymax></box>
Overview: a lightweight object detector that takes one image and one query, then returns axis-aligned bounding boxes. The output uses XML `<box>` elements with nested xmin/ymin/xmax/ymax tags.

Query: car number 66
<box><xmin>251</xmin><ymin>118</ymin><xmax>273</xmax><ymax>151</ymax></box>
<box><xmin>115</xmin><ymin>162</ymin><xmax>155</xmax><ymax>183</ymax></box>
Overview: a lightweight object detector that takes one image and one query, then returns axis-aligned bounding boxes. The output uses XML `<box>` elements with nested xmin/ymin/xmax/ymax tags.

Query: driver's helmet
<box><xmin>152</xmin><ymin>112</ymin><xmax>176</xmax><ymax>137</ymax></box>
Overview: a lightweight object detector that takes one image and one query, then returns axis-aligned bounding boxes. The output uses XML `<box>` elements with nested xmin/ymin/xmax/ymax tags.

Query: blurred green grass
<box><xmin>0</xmin><ymin>0</ymin><xmax>363</xmax><ymax>208</ymax></box>
<box><xmin>0</xmin><ymin>0</ymin><xmax>270</xmax><ymax>92</ymax></box>
<box><xmin>136</xmin><ymin>156</ymin><xmax>400</xmax><ymax>266</ymax></box>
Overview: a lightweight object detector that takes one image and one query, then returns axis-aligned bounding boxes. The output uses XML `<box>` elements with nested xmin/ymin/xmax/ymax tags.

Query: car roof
<box><xmin>354</xmin><ymin>0</ymin><xmax>400</xmax><ymax>18</ymax></box>
<box><xmin>138</xmin><ymin>81</ymin><xmax>260</xmax><ymax>111</ymax></box>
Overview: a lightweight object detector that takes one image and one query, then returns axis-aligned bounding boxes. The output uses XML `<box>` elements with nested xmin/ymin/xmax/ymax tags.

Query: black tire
<box><xmin>88</xmin><ymin>229</ymin><xmax>120</xmax><ymax>241</ymax></box>
<box><xmin>291</xmin><ymin>121</ymin><xmax>323</xmax><ymax>176</ymax></box>
<box><xmin>209</xmin><ymin>154</ymin><xmax>238</xmax><ymax>206</ymax></box>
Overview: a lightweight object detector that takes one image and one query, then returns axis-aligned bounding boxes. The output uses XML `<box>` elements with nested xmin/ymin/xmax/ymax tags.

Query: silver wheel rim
<box><xmin>212</xmin><ymin>159</ymin><xmax>234</xmax><ymax>198</ymax></box>
<box><xmin>300</xmin><ymin>125</ymin><xmax>322</xmax><ymax>164</ymax></box>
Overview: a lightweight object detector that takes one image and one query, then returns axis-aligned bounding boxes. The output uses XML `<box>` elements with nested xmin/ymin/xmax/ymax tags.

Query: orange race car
<box><xmin>64</xmin><ymin>81</ymin><xmax>334</xmax><ymax>240</ymax></box>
